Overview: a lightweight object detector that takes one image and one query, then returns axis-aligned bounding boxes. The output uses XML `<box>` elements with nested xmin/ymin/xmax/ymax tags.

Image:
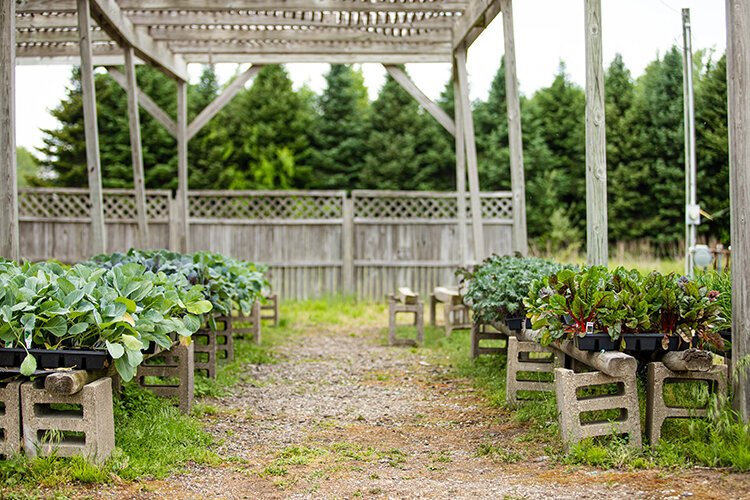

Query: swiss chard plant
<box><xmin>457</xmin><ymin>254</ymin><xmax>565</xmax><ymax>324</ymax></box>
<box><xmin>524</xmin><ymin>266</ymin><xmax>726</xmax><ymax>350</ymax></box>
<box><xmin>0</xmin><ymin>259</ymin><xmax>212</xmax><ymax>380</ymax></box>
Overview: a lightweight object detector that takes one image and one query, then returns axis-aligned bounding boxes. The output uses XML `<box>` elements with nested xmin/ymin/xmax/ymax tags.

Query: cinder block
<box><xmin>429</xmin><ymin>293</ymin><xmax>471</xmax><ymax>336</ymax></box>
<box><xmin>471</xmin><ymin>321</ymin><xmax>508</xmax><ymax>358</ymax></box>
<box><xmin>137</xmin><ymin>343</ymin><xmax>194</xmax><ymax>414</ymax></box>
<box><xmin>388</xmin><ymin>294</ymin><xmax>424</xmax><ymax>346</ymax></box>
<box><xmin>213</xmin><ymin>316</ymin><xmax>234</xmax><ymax>362</ymax></box>
<box><xmin>21</xmin><ymin>377</ymin><xmax>114</xmax><ymax>464</ymax></box>
<box><xmin>0</xmin><ymin>379</ymin><xmax>22</xmax><ymax>457</ymax></box>
<box><xmin>261</xmin><ymin>293</ymin><xmax>279</xmax><ymax>327</ymax></box>
<box><xmin>506</xmin><ymin>337</ymin><xmax>560</xmax><ymax>405</ymax></box>
<box><xmin>232</xmin><ymin>301</ymin><xmax>262</xmax><ymax>344</ymax></box>
<box><xmin>646</xmin><ymin>362</ymin><xmax>728</xmax><ymax>446</ymax></box>
<box><xmin>193</xmin><ymin>329</ymin><xmax>217</xmax><ymax>379</ymax></box>
<box><xmin>555</xmin><ymin>367</ymin><xmax>642</xmax><ymax>450</ymax></box>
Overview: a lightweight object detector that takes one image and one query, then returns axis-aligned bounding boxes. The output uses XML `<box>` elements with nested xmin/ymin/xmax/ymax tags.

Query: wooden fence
<box><xmin>18</xmin><ymin>188</ymin><xmax>514</xmax><ymax>300</ymax></box>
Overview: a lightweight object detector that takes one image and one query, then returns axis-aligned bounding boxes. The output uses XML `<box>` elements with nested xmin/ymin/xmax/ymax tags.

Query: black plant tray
<box><xmin>505</xmin><ymin>316</ymin><xmax>532</xmax><ymax>331</ymax></box>
<box><xmin>575</xmin><ymin>333</ymin><xmax>695</xmax><ymax>353</ymax></box>
<box><xmin>0</xmin><ymin>348</ymin><xmax>110</xmax><ymax>371</ymax></box>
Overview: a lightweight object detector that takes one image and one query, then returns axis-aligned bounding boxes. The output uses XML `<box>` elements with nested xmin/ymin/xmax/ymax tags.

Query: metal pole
<box><xmin>682</xmin><ymin>8</ymin><xmax>699</xmax><ymax>276</ymax></box>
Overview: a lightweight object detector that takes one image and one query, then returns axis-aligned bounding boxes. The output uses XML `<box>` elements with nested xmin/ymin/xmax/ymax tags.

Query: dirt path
<box><xmin>91</xmin><ymin>317</ymin><xmax>749</xmax><ymax>499</ymax></box>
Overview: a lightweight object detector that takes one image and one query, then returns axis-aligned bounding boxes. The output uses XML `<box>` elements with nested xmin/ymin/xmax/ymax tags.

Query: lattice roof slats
<box><xmin>14</xmin><ymin>1</ymin><xmax>501</xmax><ymax>68</ymax></box>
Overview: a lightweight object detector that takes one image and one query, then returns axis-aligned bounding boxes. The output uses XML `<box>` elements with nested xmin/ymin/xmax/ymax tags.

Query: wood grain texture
<box><xmin>107</xmin><ymin>68</ymin><xmax>177</xmax><ymax>138</ymax></box>
<box><xmin>78</xmin><ymin>0</ymin><xmax>107</xmax><ymax>256</ymax></box>
<box><xmin>453</xmin><ymin>73</ymin><xmax>469</xmax><ymax>267</ymax></box>
<box><xmin>501</xmin><ymin>0</ymin><xmax>528</xmax><ymax>256</ymax></box>
<box><xmin>727</xmin><ymin>0</ymin><xmax>750</xmax><ymax>421</ymax></box>
<box><xmin>383</xmin><ymin>65</ymin><xmax>456</xmax><ymax>136</ymax></box>
<box><xmin>584</xmin><ymin>0</ymin><xmax>609</xmax><ymax>266</ymax></box>
<box><xmin>124</xmin><ymin>46</ymin><xmax>149</xmax><ymax>248</ymax></box>
<box><xmin>455</xmin><ymin>44</ymin><xmax>485</xmax><ymax>261</ymax></box>
<box><xmin>176</xmin><ymin>80</ymin><xmax>189</xmax><ymax>253</ymax></box>
<box><xmin>0</xmin><ymin>0</ymin><xmax>19</xmax><ymax>260</ymax></box>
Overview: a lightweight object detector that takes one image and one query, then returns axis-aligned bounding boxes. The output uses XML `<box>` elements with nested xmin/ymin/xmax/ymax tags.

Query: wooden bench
<box><xmin>388</xmin><ymin>287</ymin><xmax>424</xmax><ymax>346</ymax></box>
<box><xmin>429</xmin><ymin>286</ymin><xmax>471</xmax><ymax>336</ymax></box>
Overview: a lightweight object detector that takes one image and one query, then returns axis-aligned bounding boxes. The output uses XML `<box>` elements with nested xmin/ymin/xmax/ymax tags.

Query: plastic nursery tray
<box><xmin>504</xmin><ymin>317</ymin><xmax>532</xmax><ymax>332</ymax></box>
<box><xmin>0</xmin><ymin>348</ymin><xmax>110</xmax><ymax>370</ymax></box>
<box><xmin>574</xmin><ymin>333</ymin><xmax>695</xmax><ymax>353</ymax></box>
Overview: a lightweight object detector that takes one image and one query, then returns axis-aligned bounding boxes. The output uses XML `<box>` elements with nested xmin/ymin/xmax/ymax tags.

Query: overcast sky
<box><xmin>15</xmin><ymin>0</ymin><xmax>727</xmax><ymax>151</ymax></box>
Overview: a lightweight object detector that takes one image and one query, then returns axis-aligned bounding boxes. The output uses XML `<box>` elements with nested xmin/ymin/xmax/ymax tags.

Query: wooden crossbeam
<box><xmin>383</xmin><ymin>64</ymin><xmax>455</xmax><ymax>136</ymax></box>
<box><xmin>0</xmin><ymin>0</ymin><xmax>19</xmax><ymax>260</ymax></box>
<box><xmin>167</xmin><ymin>40</ymin><xmax>452</xmax><ymax>55</ymax></box>
<box><xmin>17</xmin><ymin>0</ymin><xmax>469</xmax><ymax>13</ymax></box>
<box><xmin>187</xmin><ymin>65</ymin><xmax>261</xmax><ymax>140</ymax></box>
<box><xmin>148</xmin><ymin>26</ymin><xmax>452</xmax><ymax>44</ymax></box>
<box><xmin>106</xmin><ymin>67</ymin><xmax>177</xmax><ymax>138</ymax></box>
<box><xmin>453</xmin><ymin>0</ymin><xmax>501</xmax><ymax>49</ymax></box>
<box><xmin>181</xmin><ymin>53</ymin><xmax>451</xmax><ymax>64</ymax></box>
<box><xmin>88</xmin><ymin>0</ymin><xmax>188</xmax><ymax>80</ymax></box>
<box><xmin>16</xmin><ymin>27</ymin><xmax>111</xmax><ymax>43</ymax></box>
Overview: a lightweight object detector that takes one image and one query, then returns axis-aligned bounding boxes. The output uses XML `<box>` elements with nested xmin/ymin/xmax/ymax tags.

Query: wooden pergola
<box><xmin>0</xmin><ymin>1</ymin><xmax>748</xmax><ymax>420</ymax></box>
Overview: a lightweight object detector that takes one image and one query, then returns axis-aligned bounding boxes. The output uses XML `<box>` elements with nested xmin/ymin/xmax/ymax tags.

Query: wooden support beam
<box><xmin>661</xmin><ymin>349</ymin><xmax>714</xmax><ymax>372</ymax></box>
<box><xmin>584</xmin><ymin>0</ymin><xmax>608</xmax><ymax>266</ymax></box>
<box><xmin>187</xmin><ymin>65</ymin><xmax>261</xmax><ymax>141</ymax></box>
<box><xmin>124</xmin><ymin>46</ymin><xmax>149</xmax><ymax>248</ymax></box>
<box><xmin>453</xmin><ymin>73</ymin><xmax>469</xmax><ymax>267</ymax></box>
<box><xmin>501</xmin><ymin>0</ymin><xmax>527</xmax><ymax>256</ymax></box>
<box><xmin>44</xmin><ymin>369</ymin><xmax>108</xmax><ymax>396</ymax></box>
<box><xmin>180</xmin><ymin>53</ymin><xmax>452</xmax><ymax>65</ymax></box>
<box><xmin>117</xmin><ymin>0</ymin><xmax>469</xmax><ymax>12</ymax></box>
<box><xmin>166</xmin><ymin>40</ymin><xmax>453</xmax><ymax>56</ymax></box>
<box><xmin>557</xmin><ymin>340</ymin><xmax>637</xmax><ymax>378</ymax></box>
<box><xmin>106</xmin><ymin>68</ymin><xmax>177</xmax><ymax>138</ymax></box>
<box><xmin>87</xmin><ymin>0</ymin><xmax>188</xmax><ymax>81</ymax></box>
<box><xmin>0</xmin><ymin>0</ymin><xmax>19</xmax><ymax>261</ymax></box>
<box><xmin>727</xmin><ymin>0</ymin><xmax>750</xmax><ymax>421</ymax></box>
<box><xmin>383</xmin><ymin>64</ymin><xmax>455</xmax><ymax>137</ymax></box>
<box><xmin>78</xmin><ymin>0</ymin><xmax>106</xmax><ymax>256</ymax></box>
<box><xmin>176</xmin><ymin>80</ymin><xmax>189</xmax><ymax>253</ymax></box>
<box><xmin>453</xmin><ymin>0</ymin><xmax>501</xmax><ymax>49</ymax></box>
<box><xmin>454</xmin><ymin>44</ymin><xmax>485</xmax><ymax>262</ymax></box>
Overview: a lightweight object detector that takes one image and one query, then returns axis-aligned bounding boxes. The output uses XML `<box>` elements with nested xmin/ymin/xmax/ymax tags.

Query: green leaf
<box><xmin>115</xmin><ymin>296</ymin><xmax>137</xmax><ymax>313</ymax></box>
<box><xmin>68</xmin><ymin>322</ymin><xmax>89</xmax><ymax>336</ymax></box>
<box><xmin>41</xmin><ymin>316</ymin><xmax>68</xmax><ymax>337</ymax></box>
<box><xmin>105</xmin><ymin>340</ymin><xmax>125</xmax><ymax>359</ymax></box>
<box><xmin>121</xmin><ymin>334</ymin><xmax>143</xmax><ymax>351</ymax></box>
<box><xmin>186</xmin><ymin>300</ymin><xmax>213</xmax><ymax>315</ymax></box>
<box><xmin>114</xmin><ymin>357</ymin><xmax>137</xmax><ymax>382</ymax></box>
<box><xmin>20</xmin><ymin>353</ymin><xmax>37</xmax><ymax>376</ymax></box>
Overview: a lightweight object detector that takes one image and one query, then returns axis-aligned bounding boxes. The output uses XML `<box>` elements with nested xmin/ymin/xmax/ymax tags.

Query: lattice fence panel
<box><xmin>19</xmin><ymin>191</ymin><xmax>91</xmax><ymax>219</ymax></box>
<box><xmin>189</xmin><ymin>194</ymin><xmax>344</xmax><ymax>220</ymax></box>
<box><xmin>353</xmin><ymin>193</ymin><xmax>513</xmax><ymax>220</ymax></box>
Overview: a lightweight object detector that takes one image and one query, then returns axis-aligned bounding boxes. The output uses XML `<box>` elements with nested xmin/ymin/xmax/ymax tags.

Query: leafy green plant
<box><xmin>0</xmin><ymin>259</ymin><xmax>211</xmax><ymax>380</ymax></box>
<box><xmin>457</xmin><ymin>254</ymin><xmax>565</xmax><ymax>324</ymax></box>
<box><xmin>525</xmin><ymin>267</ymin><xmax>726</xmax><ymax>349</ymax></box>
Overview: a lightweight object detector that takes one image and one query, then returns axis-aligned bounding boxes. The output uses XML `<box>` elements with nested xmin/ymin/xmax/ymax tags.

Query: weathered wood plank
<box><xmin>453</xmin><ymin>73</ymin><xmax>469</xmax><ymax>267</ymax></box>
<box><xmin>187</xmin><ymin>65</ymin><xmax>260</xmax><ymax>140</ymax></box>
<box><xmin>383</xmin><ymin>64</ymin><xmax>455</xmax><ymax>136</ymax></box>
<box><xmin>454</xmin><ymin>44</ymin><xmax>485</xmax><ymax>262</ymax></box>
<box><xmin>661</xmin><ymin>349</ymin><xmax>713</xmax><ymax>372</ymax></box>
<box><xmin>124</xmin><ymin>46</ymin><xmax>149</xmax><ymax>248</ymax></box>
<box><xmin>176</xmin><ymin>80</ymin><xmax>189</xmax><ymax>253</ymax></box>
<box><xmin>78</xmin><ymin>0</ymin><xmax>106</xmax><ymax>256</ymax></box>
<box><xmin>501</xmin><ymin>0</ymin><xmax>528</xmax><ymax>256</ymax></box>
<box><xmin>453</xmin><ymin>0</ymin><xmax>500</xmax><ymax>49</ymax></box>
<box><xmin>584</xmin><ymin>0</ymin><xmax>608</xmax><ymax>266</ymax></box>
<box><xmin>0</xmin><ymin>0</ymin><xmax>19</xmax><ymax>260</ymax></box>
<box><xmin>342</xmin><ymin>197</ymin><xmax>354</xmax><ymax>295</ymax></box>
<box><xmin>727</xmin><ymin>0</ymin><xmax>750</xmax><ymax>421</ymax></box>
<box><xmin>557</xmin><ymin>340</ymin><xmax>637</xmax><ymax>378</ymax></box>
<box><xmin>106</xmin><ymin>68</ymin><xmax>177</xmax><ymax>138</ymax></box>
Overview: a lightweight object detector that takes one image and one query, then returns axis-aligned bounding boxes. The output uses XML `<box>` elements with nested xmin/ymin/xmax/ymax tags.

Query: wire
<box><xmin>656</xmin><ymin>0</ymin><xmax>681</xmax><ymax>14</ymax></box>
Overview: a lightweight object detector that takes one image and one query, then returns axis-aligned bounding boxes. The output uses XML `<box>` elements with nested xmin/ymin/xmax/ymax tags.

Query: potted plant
<box><xmin>457</xmin><ymin>254</ymin><xmax>565</xmax><ymax>331</ymax></box>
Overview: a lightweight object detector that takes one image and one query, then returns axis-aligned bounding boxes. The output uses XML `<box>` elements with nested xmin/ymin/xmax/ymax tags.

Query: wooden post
<box><xmin>727</xmin><ymin>0</ymin><xmax>750</xmax><ymax>421</ymax></box>
<box><xmin>454</xmin><ymin>44</ymin><xmax>485</xmax><ymax>262</ymax></box>
<box><xmin>584</xmin><ymin>0</ymin><xmax>608</xmax><ymax>266</ymax></box>
<box><xmin>124</xmin><ymin>46</ymin><xmax>149</xmax><ymax>248</ymax></box>
<box><xmin>0</xmin><ymin>0</ymin><xmax>19</xmax><ymax>260</ymax></box>
<box><xmin>453</xmin><ymin>74</ymin><xmax>469</xmax><ymax>267</ymax></box>
<box><xmin>501</xmin><ymin>0</ymin><xmax>528</xmax><ymax>256</ymax></box>
<box><xmin>77</xmin><ymin>0</ymin><xmax>106</xmax><ymax>255</ymax></box>
<box><xmin>176</xmin><ymin>80</ymin><xmax>189</xmax><ymax>253</ymax></box>
<box><xmin>342</xmin><ymin>195</ymin><xmax>354</xmax><ymax>295</ymax></box>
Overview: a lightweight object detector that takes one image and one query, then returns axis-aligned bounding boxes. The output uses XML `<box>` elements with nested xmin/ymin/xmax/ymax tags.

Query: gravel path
<box><xmin>86</xmin><ymin>315</ymin><xmax>749</xmax><ymax>499</ymax></box>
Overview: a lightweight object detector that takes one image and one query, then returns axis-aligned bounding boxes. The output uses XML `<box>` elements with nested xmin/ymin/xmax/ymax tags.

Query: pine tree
<box><xmin>308</xmin><ymin>65</ymin><xmax>370</xmax><ymax>189</ymax></box>
<box><xmin>474</xmin><ymin>57</ymin><xmax>511</xmax><ymax>190</ymax></box>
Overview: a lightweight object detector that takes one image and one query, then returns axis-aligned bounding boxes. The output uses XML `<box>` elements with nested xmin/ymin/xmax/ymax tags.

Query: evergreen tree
<box><xmin>308</xmin><ymin>65</ymin><xmax>370</xmax><ymax>189</ymax></box>
<box><xmin>360</xmin><ymin>68</ymin><xmax>453</xmax><ymax>190</ymax></box>
<box><xmin>474</xmin><ymin>57</ymin><xmax>511</xmax><ymax>190</ymax></box>
<box><xmin>220</xmin><ymin>65</ymin><xmax>314</xmax><ymax>189</ymax></box>
<box><xmin>16</xmin><ymin>146</ymin><xmax>41</xmax><ymax>187</ymax></box>
<box><xmin>696</xmin><ymin>54</ymin><xmax>729</xmax><ymax>242</ymax></box>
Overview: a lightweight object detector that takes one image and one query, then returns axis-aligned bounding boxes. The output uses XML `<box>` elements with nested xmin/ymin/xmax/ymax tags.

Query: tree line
<box><xmin>28</xmin><ymin>47</ymin><xmax>729</xmax><ymax>249</ymax></box>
